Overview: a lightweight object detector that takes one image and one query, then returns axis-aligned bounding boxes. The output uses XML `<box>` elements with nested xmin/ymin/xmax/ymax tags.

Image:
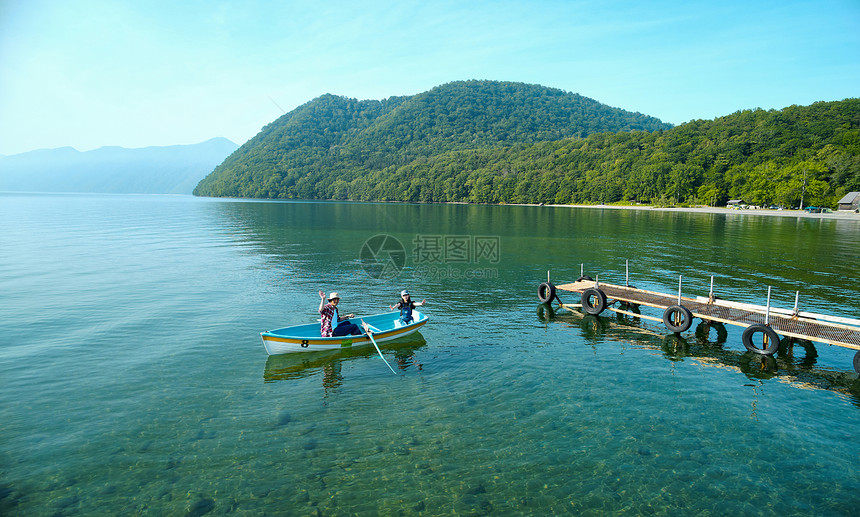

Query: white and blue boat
<box><xmin>261</xmin><ymin>311</ymin><xmax>429</xmax><ymax>355</ymax></box>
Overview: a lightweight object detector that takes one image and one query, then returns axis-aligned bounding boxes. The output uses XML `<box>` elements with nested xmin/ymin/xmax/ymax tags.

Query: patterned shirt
<box><xmin>319</xmin><ymin>303</ymin><xmax>339</xmax><ymax>337</ymax></box>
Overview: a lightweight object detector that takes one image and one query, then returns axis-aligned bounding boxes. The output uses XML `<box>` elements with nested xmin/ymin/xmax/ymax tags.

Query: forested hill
<box><xmin>194</xmin><ymin>82</ymin><xmax>859</xmax><ymax>209</ymax></box>
<box><xmin>193</xmin><ymin>80</ymin><xmax>671</xmax><ymax>198</ymax></box>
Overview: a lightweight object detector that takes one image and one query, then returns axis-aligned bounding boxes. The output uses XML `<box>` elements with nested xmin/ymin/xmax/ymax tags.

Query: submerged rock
<box><xmin>277</xmin><ymin>411</ymin><xmax>291</xmax><ymax>426</ymax></box>
<box><xmin>186</xmin><ymin>496</ymin><xmax>215</xmax><ymax>517</ymax></box>
<box><xmin>465</xmin><ymin>483</ymin><xmax>487</xmax><ymax>495</ymax></box>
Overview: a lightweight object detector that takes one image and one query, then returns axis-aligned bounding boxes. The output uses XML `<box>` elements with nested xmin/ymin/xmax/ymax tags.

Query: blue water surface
<box><xmin>1</xmin><ymin>193</ymin><xmax>859</xmax><ymax>516</ymax></box>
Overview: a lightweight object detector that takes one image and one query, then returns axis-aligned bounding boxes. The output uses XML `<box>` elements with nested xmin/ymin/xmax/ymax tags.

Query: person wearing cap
<box><xmin>389</xmin><ymin>289</ymin><xmax>426</xmax><ymax>325</ymax></box>
<box><xmin>318</xmin><ymin>290</ymin><xmax>361</xmax><ymax>337</ymax></box>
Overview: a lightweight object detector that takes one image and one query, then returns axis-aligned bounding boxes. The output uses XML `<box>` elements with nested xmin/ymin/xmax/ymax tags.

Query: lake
<box><xmin>2</xmin><ymin>193</ymin><xmax>859</xmax><ymax>516</ymax></box>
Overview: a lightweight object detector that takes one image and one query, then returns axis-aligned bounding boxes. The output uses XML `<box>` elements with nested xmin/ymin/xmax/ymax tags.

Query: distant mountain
<box><xmin>193</xmin><ymin>80</ymin><xmax>672</xmax><ymax>198</ymax></box>
<box><xmin>0</xmin><ymin>138</ymin><xmax>238</xmax><ymax>194</ymax></box>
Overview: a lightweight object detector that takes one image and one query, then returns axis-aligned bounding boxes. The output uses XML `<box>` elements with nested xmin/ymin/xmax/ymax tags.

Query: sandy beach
<box><xmin>551</xmin><ymin>204</ymin><xmax>860</xmax><ymax>221</ymax></box>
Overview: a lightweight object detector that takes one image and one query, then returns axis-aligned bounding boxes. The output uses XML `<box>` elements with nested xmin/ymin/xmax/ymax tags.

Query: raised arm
<box><xmin>318</xmin><ymin>290</ymin><xmax>326</xmax><ymax>313</ymax></box>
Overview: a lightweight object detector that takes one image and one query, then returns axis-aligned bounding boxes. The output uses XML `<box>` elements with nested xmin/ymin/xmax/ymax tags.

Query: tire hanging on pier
<box><xmin>741</xmin><ymin>324</ymin><xmax>780</xmax><ymax>355</ymax></box>
<box><xmin>538</xmin><ymin>282</ymin><xmax>556</xmax><ymax>304</ymax></box>
<box><xmin>853</xmin><ymin>350</ymin><xmax>860</xmax><ymax>374</ymax></box>
<box><xmin>581</xmin><ymin>288</ymin><xmax>607</xmax><ymax>315</ymax></box>
<box><xmin>663</xmin><ymin>305</ymin><xmax>693</xmax><ymax>333</ymax></box>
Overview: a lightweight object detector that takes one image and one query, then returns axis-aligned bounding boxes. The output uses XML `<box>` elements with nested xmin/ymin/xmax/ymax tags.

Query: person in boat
<box><xmin>389</xmin><ymin>289</ymin><xmax>426</xmax><ymax>325</ymax></box>
<box><xmin>318</xmin><ymin>291</ymin><xmax>362</xmax><ymax>337</ymax></box>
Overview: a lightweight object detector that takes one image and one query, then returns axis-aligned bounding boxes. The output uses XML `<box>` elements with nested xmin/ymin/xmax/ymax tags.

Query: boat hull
<box><xmin>260</xmin><ymin>311</ymin><xmax>428</xmax><ymax>355</ymax></box>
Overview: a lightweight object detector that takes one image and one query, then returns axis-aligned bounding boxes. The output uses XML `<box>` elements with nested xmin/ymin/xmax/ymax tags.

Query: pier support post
<box><xmin>709</xmin><ymin>276</ymin><xmax>715</xmax><ymax>303</ymax></box>
<box><xmin>765</xmin><ymin>286</ymin><xmax>772</xmax><ymax>326</ymax></box>
<box><xmin>625</xmin><ymin>259</ymin><xmax>629</xmax><ymax>287</ymax></box>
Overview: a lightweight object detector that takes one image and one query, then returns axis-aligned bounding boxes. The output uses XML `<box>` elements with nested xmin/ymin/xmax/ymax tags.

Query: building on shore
<box><xmin>837</xmin><ymin>192</ymin><xmax>860</xmax><ymax>211</ymax></box>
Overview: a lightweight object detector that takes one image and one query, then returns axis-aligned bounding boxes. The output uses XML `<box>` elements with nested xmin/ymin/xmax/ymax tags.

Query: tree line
<box><xmin>194</xmin><ymin>81</ymin><xmax>859</xmax><ymax>208</ymax></box>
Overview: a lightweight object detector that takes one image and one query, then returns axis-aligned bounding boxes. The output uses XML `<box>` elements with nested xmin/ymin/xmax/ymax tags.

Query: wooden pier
<box><xmin>538</xmin><ymin>271</ymin><xmax>860</xmax><ymax>373</ymax></box>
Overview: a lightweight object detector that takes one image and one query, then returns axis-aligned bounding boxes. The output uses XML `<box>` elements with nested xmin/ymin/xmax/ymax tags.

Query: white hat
<box><xmin>400</xmin><ymin>289</ymin><xmax>409</xmax><ymax>296</ymax></box>
<box><xmin>329</xmin><ymin>292</ymin><xmax>340</xmax><ymax>300</ymax></box>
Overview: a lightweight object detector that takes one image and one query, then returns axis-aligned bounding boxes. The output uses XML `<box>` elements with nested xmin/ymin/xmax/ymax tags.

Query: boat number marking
<box><xmin>301</xmin><ymin>340</ymin><xmax>309</xmax><ymax>347</ymax></box>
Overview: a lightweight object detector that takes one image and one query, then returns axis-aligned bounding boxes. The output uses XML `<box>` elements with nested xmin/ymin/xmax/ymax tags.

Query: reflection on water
<box><xmin>263</xmin><ymin>334</ymin><xmax>427</xmax><ymax>387</ymax></box>
<box><xmin>209</xmin><ymin>199</ymin><xmax>860</xmax><ymax>317</ymax></box>
<box><xmin>540</xmin><ymin>303</ymin><xmax>860</xmax><ymax>406</ymax></box>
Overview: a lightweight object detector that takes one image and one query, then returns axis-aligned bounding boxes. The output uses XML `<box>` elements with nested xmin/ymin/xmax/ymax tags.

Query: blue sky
<box><xmin>1</xmin><ymin>0</ymin><xmax>858</xmax><ymax>155</ymax></box>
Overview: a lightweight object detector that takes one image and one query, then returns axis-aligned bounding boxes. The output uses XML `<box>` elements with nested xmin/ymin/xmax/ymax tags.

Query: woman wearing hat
<box><xmin>318</xmin><ymin>291</ymin><xmax>361</xmax><ymax>337</ymax></box>
<box><xmin>389</xmin><ymin>289</ymin><xmax>426</xmax><ymax>325</ymax></box>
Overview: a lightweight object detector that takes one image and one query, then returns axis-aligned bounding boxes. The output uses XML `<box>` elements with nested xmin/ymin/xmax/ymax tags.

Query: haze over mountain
<box><xmin>0</xmin><ymin>138</ymin><xmax>238</xmax><ymax>194</ymax></box>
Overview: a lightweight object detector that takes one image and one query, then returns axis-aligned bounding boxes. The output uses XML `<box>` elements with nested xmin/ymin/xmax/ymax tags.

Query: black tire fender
<box><xmin>576</xmin><ymin>275</ymin><xmax>594</xmax><ymax>282</ymax></box>
<box><xmin>538</xmin><ymin>282</ymin><xmax>556</xmax><ymax>304</ymax></box>
<box><xmin>742</xmin><ymin>324</ymin><xmax>780</xmax><ymax>355</ymax></box>
<box><xmin>663</xmin><ymin>305</ymin><xmax>693</xmax><ymax>333</ymax></box>
<box><xmin>853</xmin><ymin>350</ymin><xmax>860</xmax><ymax>374</ymax></box>
<box><xmin>581</xmin><ymin>288</ymin><xmax>607</xmax><ymax>315</ymax></box>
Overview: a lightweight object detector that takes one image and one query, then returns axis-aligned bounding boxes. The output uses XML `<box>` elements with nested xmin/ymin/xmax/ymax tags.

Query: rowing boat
<box><xmin>260</xmin><ymin>310</ymin><xmax>429</xmax><ymax>355</ymax></box>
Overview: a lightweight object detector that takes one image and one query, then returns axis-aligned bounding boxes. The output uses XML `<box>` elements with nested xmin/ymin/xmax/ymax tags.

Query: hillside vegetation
<box><xmin>194</xmin><ymin>81</ymin><xmax>860</xmax><ymax>208</ymax></box>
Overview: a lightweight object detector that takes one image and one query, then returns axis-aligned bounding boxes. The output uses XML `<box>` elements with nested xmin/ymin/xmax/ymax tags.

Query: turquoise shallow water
<box><xmin>1</xmin><ymin>193</ymin><xmax>860</xmax><ymax>516</ymax></box>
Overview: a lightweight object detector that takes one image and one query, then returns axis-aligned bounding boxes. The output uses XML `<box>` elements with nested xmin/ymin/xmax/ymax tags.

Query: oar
<box><xmin>362</xmin><ymin>320</ymin><xmax>397</xmax><ymax>375</ymax></box>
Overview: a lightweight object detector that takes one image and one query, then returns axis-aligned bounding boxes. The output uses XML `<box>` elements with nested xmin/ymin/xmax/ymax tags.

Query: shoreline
<box><xmin>59</xmin><ymin>191</ymin><xmax>854</xmax><ymax>220</ymax></box>
<box><xmin>545</xmin><ymin>203</ymin><xmax>860</xmax><ymax>220</ymax></box>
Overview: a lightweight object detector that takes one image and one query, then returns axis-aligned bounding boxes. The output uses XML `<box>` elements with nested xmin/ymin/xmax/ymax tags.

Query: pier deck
<box><xmin>555</xmin><ymin>280</ymin><xmax>860</xmax><ymax>351</ymax></box>
<box><xmin>541</xmin><ymin>276</ymin><xmax>860</xmax><ymax>373</ymax></box>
